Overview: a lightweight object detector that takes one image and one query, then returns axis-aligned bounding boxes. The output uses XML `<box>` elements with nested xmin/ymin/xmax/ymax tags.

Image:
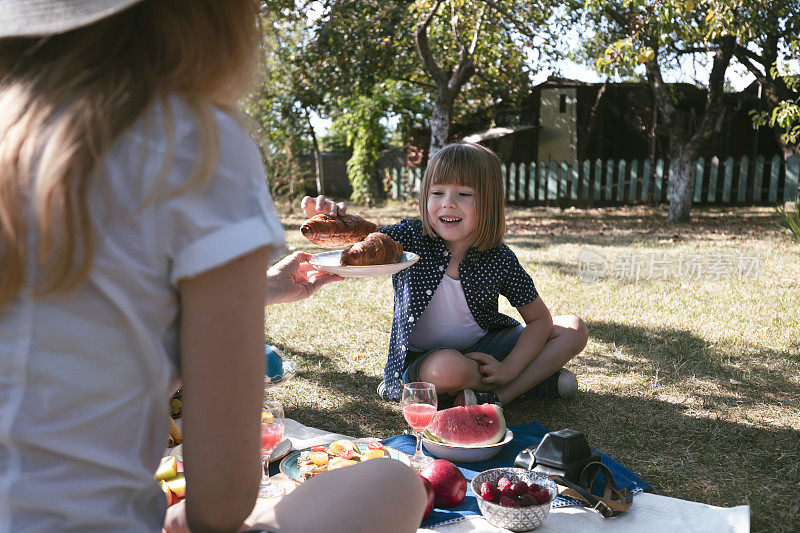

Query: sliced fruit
<box><xmin>310</xmin><ymin>452</ymin><xmax>329</xmax><ymax>466</ymax></box>
<box><xmin>310</xmin><ymin>446</ymin><xmax>326</xmax><ymax>452</ymax></box>
<box><xmin>262</xmin><ymin>412</ymin><xmax>274</xmax><ymax>424</ymax></box>
<box><xmin>165</xmin><ymin>474</ymin><xmax>186</xmax><ymax>498</ymax></box>
<box><xmin>155</xmin><ymin>456</ymin><xmax>179</xmax><ymax>481</ymax></box>
<box><xmin>423</xmin><ymin>404</ymin><xmax>506</xmax><ymax>446</ymax></box>
<box><xmin>328</xmin><ymin>457</ymin><xmax>358</xmax><ymax>470</ymax></box>
<box><xmin>327</xmin><ymin>443</ymin><xmax>346</xmax><ymax>456</ymax></box>
<box><xmin>338</xmin><ymin>449</ymin><xmax>355</xmax><ymax>460</ymax></box>
<box><xmin>362</xmin><ymin>449</ymin><xmax>386</xmax><ymax>461</ymax></box>
<box><xmin>327</xmin><ymin>439</ymin><xmax>358</xmax><ymax>454</ymax></box>
<box><xmin>367</xmin><ymin>441</ymin><xmax>384</xmax><ymax>450</ymax></box>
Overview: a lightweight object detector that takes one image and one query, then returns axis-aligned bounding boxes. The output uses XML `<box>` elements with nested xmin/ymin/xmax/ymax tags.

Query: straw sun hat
<box><xmin>0</xmin><ymin>0</ymin><xmax>145</xmax><ymax>38</ymax></box>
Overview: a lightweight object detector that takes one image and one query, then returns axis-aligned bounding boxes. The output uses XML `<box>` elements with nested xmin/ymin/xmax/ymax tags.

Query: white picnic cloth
<box><xmin>282</xmin><ymin>418</ymin><xmax>751</xmax><ymax>533</ymax></box>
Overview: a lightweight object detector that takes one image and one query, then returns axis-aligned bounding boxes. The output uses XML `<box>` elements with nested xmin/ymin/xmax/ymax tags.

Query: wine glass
<box><xmin>401</xmin><ymin>382</ymin><xmax>437</xmax><ymax>471</ymax></box>
<box><xmin>258</xmin><ymin>400</ymin><xmax>285</xmax><ymax>498</ymax></box>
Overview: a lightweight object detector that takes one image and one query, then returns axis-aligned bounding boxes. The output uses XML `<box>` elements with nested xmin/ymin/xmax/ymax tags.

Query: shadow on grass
<box><xmin>506</xmin><ymin>390</ymin><xmax>798</xmax><ymax>533</ymax></box>
<box><xmin>584</xmin><ymin>319</ymin><xmax>800</xmax><ymax>406</ymax></box>
<box><xmin>271</xmin><ymin>347</ymin><xmax>407</xmax><ymax>438</ymax></box>
<box><xmin>277</xmin><ymin>340</ymin><xmax>796</xmax><ymax>532</ymax></box>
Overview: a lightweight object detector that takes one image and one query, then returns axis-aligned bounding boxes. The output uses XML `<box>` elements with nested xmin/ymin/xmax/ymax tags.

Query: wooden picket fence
<box><xmin>383</xmin><ymin>154</ymin><xmax>800</xmax><ymax>205</ymax></box>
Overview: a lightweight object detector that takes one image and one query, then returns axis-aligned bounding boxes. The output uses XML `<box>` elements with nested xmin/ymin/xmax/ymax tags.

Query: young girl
<box><xmin>0</xmin><ymin>2</ymin><xmax>424</xmax><ymax>532</ymax></box>
<box><xmin>303</xmin><ymin>142</ymin><xmax>588</xmax><ymax>406</ymax></box>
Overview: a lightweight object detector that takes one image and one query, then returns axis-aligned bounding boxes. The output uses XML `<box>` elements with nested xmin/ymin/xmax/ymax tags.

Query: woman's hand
<box><xmin>301</xmin><ymin>195</ymin><xmax>347</xmax><ymax>218</ymax></box>
<box><xmin>465</xmin><ymin>352</ymin><xmax>515</xmax><ymax>387</ymax></box>
<box><xmin>266</xmin><ymin>251</ymin><xmax>343</xmax><ymax>305</ymax></box>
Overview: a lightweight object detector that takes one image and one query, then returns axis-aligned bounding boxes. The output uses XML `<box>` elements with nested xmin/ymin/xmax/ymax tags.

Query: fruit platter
<box><xmin>279</xmin><ymin>439</ymin><xmax>410</xmax><ymax>484</ymax></box>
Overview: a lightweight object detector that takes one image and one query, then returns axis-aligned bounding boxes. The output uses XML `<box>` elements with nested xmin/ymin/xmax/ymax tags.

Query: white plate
<box><xmin>422</xmin><ymin>428</ymin><xmax>514</xmax><ymax>463</ymax></box>
<box><xmin>309</xmin><ymin>251</ymin><xmax>419</xmax><ymax>278</ymax></box>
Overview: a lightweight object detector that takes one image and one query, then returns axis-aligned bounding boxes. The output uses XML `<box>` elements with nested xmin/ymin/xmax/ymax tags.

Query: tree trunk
<box><xmin>646</xmin><ymin>36</ymin><xmax>734</xmax><ymax>222</ymax></box>
<box><xmin>667</xmin><ymin>147</ymin><xmax>693</xmax><ymax>222</ymax></box>
<box><xmin>304</xmin><ymin>111</ymin><xmax>325</xmax><ymax>196</ymax></box>
<box><xmin>415</xmin><ymin>0</ymin><xmax>477</xmax><ymax>162</ymax></box>
<box><xmin>429</xmin><ymin>88</ymin><xmax>452</xmax><ymax>158</ymax></box>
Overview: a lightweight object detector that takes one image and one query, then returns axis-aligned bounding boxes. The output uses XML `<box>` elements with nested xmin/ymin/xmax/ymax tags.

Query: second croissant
<box><xmin>340</xmin><ymin>232</ymin><xmax>403</xmax><ymax>266</ymax></box>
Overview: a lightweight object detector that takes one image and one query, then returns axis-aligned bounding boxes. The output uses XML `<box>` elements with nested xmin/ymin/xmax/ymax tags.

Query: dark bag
<box><xmin>514</xmin><ymin>428</ymin><xmax>599</xmax><ymax>484</ymax></box>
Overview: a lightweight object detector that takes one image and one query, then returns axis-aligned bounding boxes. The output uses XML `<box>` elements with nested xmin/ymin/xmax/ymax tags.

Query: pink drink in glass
<box><xmin>260</xmin><ymin>424</ymin><xmax>284</xmax><ymax>456</ymax></box>
<box><xmin>402</xmin><ymin>404</ymin><xmax>437</xmax><ymax>432</ymax></box>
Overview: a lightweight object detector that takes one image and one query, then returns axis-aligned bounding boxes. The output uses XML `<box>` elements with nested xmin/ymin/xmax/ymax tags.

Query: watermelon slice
<box><xmin>423</xmin><ymin>404</ymin><xmax>506</xmax><ymax>446</ymax></box>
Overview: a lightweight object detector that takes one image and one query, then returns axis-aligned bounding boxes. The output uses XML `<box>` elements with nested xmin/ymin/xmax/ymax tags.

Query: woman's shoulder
<box><xmin>123</xmin><ymin>95</ymin><xmax>262</xmax><ymax>189</ymax></box>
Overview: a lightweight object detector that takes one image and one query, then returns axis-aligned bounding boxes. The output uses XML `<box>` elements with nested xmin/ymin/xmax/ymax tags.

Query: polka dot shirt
<box><xmin>379</xmin><ymin>219</ymin><xmax>538</xmax><ymax>401</ymax></box>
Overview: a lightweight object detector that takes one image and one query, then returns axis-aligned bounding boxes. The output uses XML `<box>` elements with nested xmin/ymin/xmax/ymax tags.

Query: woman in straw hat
<box><xmin>0</xmin><ymin>1</ymin><xmax>425</xmax><ymax>531</ymax></box>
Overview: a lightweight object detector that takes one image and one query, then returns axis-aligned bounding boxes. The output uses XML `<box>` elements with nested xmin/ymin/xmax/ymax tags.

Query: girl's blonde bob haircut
<box><xmin>420</xmin><ymin>142</ymin><xmax>506</xmax><ymax>251</ymax></box>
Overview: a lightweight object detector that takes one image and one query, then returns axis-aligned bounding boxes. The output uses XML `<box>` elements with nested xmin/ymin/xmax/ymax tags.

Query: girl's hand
<box><xmin>266</xmin><ymin>251</ymin><xmax>343</xmax><ymax>305</ymax></box>
<box><xmin>301</xmin><ymin>195</ymin><xmax>347</xmax><ymax>218</ymax></box>
<box><xmin>465</xmin><ymin>352</ymin><xmax>515</xmax><ymax>387</ymax></box>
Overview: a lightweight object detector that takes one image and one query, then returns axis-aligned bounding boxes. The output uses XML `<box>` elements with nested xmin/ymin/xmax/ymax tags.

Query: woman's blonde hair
<box><xmin>419</xmin><ymin>143</ymin><xmax>506</xmax><ymax>251</ymax></box>
<box><xmin>0</xmin><ymin>0</ymin><xmax>260</xmax><ymax>308</ymax></box>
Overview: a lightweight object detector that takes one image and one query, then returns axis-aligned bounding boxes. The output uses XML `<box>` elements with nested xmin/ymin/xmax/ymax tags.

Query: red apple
<box><xmin>420</xmin><ymin>459</ymin><xmax>467</xmax><ymax>508</ymax></box>
<box><xmin>419</xmin><ymin>475</ymin><xmax>436</xmax><ymax>518</ymax></box>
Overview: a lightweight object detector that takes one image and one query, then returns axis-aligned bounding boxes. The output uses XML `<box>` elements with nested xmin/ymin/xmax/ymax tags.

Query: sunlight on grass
<box><xmin>265</xmin><ymin>203</ymin><xmax>799</xmax><ymax>532</ymax></box>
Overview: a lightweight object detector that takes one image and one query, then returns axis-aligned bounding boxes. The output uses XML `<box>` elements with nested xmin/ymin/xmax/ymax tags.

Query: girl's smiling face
<box><xmin>426</xmin><ymin>183</ymin><xmax>477</xmax><ymax>250</ymax></box>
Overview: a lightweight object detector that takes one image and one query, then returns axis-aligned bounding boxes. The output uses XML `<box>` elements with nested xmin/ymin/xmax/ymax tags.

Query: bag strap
<box><xmin>549</xmin><ymin>461</ymin><xmax>633</xmax><ymax>518</ymax></box>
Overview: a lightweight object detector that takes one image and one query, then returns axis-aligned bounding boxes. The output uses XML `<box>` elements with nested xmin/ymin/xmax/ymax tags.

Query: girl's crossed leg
<box><xmin>414</xmin><ymin>315</ymin><xmax>588</xmax><ymax>405</ymax></box>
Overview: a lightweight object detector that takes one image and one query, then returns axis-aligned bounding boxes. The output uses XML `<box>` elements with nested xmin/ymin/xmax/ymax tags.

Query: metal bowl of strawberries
<box><xmin>471</xmin><ymin>467</ymin><xmax>557</xmax><ymax>532</ymax></box>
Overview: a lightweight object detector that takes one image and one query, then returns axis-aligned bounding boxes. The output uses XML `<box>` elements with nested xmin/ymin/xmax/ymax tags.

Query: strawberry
<box><xmin>497</xmin><ymin>477</ymin><xmax>512</xmax><ymax>491</ymax></box>
<box><xmin>498</xmin><ymin>496</ymin><xmax>517</xmax><ymax>507</ymax></box>
<box><xmin>500</xmin><ymin>485</ymin><xmax>516</xmax><ymax>499</ymax></box>
<box><xmin>510</xmin><ymin>481</ymin><xmax>528</xmax><ymax>497</ymax></box>
<box><xmin>532</xmin><ymin>490</ymin><xmax>551</xmax><ymax>505</ymax></box>
<box><xmin>479</xmin><ymin>482</ymin><xmax>500</xmax><ymax>501</ymax></box>
<box><xmin>367</xmin><ymin>441</ymin><xmax>384</xmax><ymax>450</ymax></box>
<box><xmin>518</xmin><ymin>493</ymin><xmax>537</xmax><ymax>507</ymax></box>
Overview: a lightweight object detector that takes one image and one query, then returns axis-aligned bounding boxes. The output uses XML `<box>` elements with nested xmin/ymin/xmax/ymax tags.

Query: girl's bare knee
<box><xmin>565</xmin><ymin>315</ymin><xmax>588</xmax><ymax>353</ymax></box>
<box><xmin>422</xmin><ymin>350</ymin><xmax>484</xmax><ymax>393</ymax></box>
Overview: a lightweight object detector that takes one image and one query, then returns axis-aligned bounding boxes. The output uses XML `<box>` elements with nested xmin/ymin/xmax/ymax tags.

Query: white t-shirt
<box><xmin>408</xmin><ymin>274</ymin><xmax>487</xmax><ymax>352</ymax></box>
<box><xmin>0</xmin><ymin>96</ymin><xmax>285</xmax><ymax>532</ymax></box>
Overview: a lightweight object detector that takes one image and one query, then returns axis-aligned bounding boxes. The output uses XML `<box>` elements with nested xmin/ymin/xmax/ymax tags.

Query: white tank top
<box><xmin>408</xmin><ymin>274</ymin><xmax>487</xmax><ymax>352</ymax></box>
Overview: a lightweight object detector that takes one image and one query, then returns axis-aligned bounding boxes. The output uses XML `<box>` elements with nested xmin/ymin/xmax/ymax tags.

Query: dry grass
<box><xmin>265</xmin><ymin>201</ymin><xmax>800</xmax><ymax>532</ymax></box>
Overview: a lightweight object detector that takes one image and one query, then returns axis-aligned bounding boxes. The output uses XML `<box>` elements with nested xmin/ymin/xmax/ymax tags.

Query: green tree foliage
<box><xmin>336</xmin><ymin>93</ymin><xmax>389</xmax><ymax>204</ymax></box>
<box><xmin>296</xmin><ymin>0</ymin><xmax>579</xmax><ymax>197</ymax></box>
<box><xmin>244</xmin><ymin>9</ymin><xmax>320</xmax><ymax>199</ymax></box>
<box><xmin>711</xmin><ymin>1</ymin><xmax>800</xmax><ymax>159</ymax></box>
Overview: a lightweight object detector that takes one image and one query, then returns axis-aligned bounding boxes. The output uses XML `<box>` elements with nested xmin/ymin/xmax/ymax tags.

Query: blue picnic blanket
<box><xmin>382</xmin><ymin>421</ymin><xmax>653</xmax><ymax>529</ymax></box>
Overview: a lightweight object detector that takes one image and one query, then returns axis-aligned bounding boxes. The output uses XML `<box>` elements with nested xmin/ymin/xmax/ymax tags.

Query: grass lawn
<box><xmin>264</xmin><ymin>201</ymin><xmax>799</xmax><ymax>532</ymax></box>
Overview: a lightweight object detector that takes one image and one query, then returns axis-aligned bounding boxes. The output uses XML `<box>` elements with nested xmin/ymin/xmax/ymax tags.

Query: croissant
<box><xmin>340</xmin><ymin>232</ymin><xmax>403</xmax><ymax>266</ymax></box>
<box><xmin>300</xmin><ymin>213</ymin><xmax>379</xmax><ymax>248</ymax></box>
<box><xmin>168</xmin><ymin>418</ymin><xmax>182</xmax><ymax>447</ymax></box>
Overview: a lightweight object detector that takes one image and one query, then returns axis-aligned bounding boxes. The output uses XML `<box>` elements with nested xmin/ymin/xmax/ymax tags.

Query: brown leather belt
<box><xmin>550</xmin><ymin>461</ymin><xmax>634</xmax><ymax>518</ymax></box>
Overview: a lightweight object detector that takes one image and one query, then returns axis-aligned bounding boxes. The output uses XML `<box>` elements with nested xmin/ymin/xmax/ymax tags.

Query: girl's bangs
<box><xmin>430</xmin><ymin>153</ymin><xmax>482</xmax><ymax>190</ymax></box>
